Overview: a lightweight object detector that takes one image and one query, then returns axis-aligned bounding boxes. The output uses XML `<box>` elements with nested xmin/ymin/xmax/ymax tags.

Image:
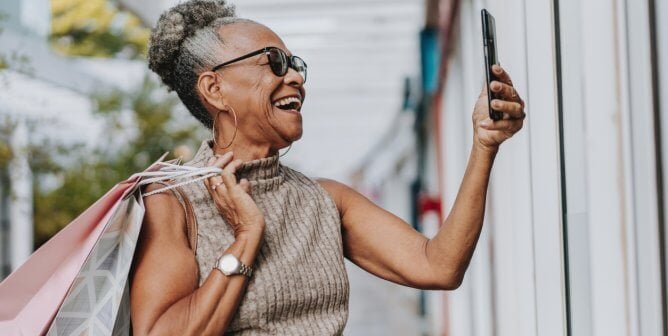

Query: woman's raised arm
<box><xmin>320</xmin><ymin>65</ymin><xmax>525</xmax><ymax>291</ymax></box>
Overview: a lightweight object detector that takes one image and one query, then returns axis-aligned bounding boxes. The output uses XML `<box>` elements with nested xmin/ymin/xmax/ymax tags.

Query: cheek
<box><xmin>254</xmin><ymin>79</ymin><xmax>281</xmax><ymax>118</ymax></box>
<box><xmin>238</xmin><ymin>78</ymin><xmax>273</xmax><ymax>121</ymax></box>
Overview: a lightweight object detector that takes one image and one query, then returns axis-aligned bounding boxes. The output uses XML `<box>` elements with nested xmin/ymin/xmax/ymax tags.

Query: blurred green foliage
<box><xmin>49</xmin><ymin>0</ymin><xmax>150</xmax><ymax>58</ymax></box>
<box><xmin>10</xmin><ymin>2</ymin><xmax>203</xmax><ymax>247</ymax></box>
<box><xmin>0</xmin><ymin>117</ymin><xmax>14</xmax><ymax>171</ymax></box>
<box><xmin>32</xmin><ymin>77</ymin><xmax>202</xmax><ymax>248</ymax></box>
<box><xmin>0</xmin><ymin>2</ymin><xmax>201</xmax><ymax>249</ymax></box>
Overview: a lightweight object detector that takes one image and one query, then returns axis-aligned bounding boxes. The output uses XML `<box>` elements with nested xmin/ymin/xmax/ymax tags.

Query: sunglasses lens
<box><xmin>291</xmin><ymin>56</ymin><xmax>307</xmax><ymax>82</ymax></box>
<box><xmin>267</xmin><ymin>48</ymin><xmax>288</xmax><ymax>76</ymax></box>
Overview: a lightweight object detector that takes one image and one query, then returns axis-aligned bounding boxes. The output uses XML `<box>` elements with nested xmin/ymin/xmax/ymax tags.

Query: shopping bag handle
<box><xmin>122</xmin><ymin>153</ymin><xmax>224</xmax><ymax>200</ymax></box>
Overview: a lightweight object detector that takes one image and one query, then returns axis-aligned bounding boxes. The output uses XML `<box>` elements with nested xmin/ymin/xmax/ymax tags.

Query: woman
<box><xmin>130</xmin><ymin>0</ymin><xmax>526</xmax><ymax>335</ymax></box>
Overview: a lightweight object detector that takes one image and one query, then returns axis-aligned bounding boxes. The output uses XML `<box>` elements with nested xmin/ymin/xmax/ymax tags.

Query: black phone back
<box><xmin>482</xmin><ymin>9</ymin><xmax>502</xmax><ymax>121</ymax></box>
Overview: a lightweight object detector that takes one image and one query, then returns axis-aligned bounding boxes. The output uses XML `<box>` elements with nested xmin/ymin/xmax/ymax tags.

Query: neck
<box><xmin>212</xmin><ymin>136</ymin><xmax>281</xmax><ymax>161</ymax></box>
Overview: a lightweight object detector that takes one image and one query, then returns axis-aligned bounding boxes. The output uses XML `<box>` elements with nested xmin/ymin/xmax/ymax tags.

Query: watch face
<box><xmin>219</xmin><ymin>254</ymin><xmax>240</xmax><ymax>273</ymax></box>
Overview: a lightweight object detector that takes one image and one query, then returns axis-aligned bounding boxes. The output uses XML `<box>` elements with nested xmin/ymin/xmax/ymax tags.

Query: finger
<box><xmin>204</xmin><ymin>178</ymin><xmax>221</xmax><ymax>197</ymax></box>
<box><xmin>481</xmin><ymin>119</ymin><xmax>524</xmax><ymax>132</ymax></box>
<box><xmin>204</xmin><ymin>176</ymin><xmax>220</xmax><ymax>190</ymax></box>
<box><xmin>239</xmin><ymin>178</ymin><xmax>251</xmax><ymax>194</ymax></box>
<box><xmin>491</xmin><ymin>99</ymin><xmax>525</xmax><ymax>119</ymax></box>
<box><xmin>492</xmin><ymin>65</ymin><xmax>514</xmax><ymax>86</ymax></box>
<box><xmin>221</xmin><ymin>159</ymin><xmax>243</xmax><ymax>189</ymax></box>
<box><xmin>490</xmin><ymin>81</ymin><xmax>522</xmax><ymax>105</ymax></box>
<box><xmin>211</xmin><ymin>151</ymin><xmax>234</xmax><ymax>168</ymax></box>
<box><xmin>206</xmin><ymin>174</ymin><xmax>224</xmax><ymax>189</ymax></box>
<box><xmin>214</xmin><ymin>180</ymin><xmax>228</xmax><ymax>194</ymax></box>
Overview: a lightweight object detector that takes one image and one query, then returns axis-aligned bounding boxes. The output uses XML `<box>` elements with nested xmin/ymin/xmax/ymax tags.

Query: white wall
<box><xmin>438</xmin><ymin>0</ymin><xmax>564</xmax><ymax>335</ymax></box>
<box><xmin>656</xmin><ymin>0</ymin><xmax>668</xmax><ymax>330</ymax></box>
<box><xmin>437</xmin><ymin>0</ymin><xmax>666</xmax><ymax>335</ymax></box>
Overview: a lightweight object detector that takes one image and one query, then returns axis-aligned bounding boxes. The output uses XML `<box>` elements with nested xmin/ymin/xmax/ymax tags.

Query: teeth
<box><xmin>273</xmin><ymin>96</ymin><xmax>301</xmax><ymax>109</ymax></box>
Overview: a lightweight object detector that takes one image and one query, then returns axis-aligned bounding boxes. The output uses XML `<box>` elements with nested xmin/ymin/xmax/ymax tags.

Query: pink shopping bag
<box><xmin>0</xmin><ymin>155</ymin><xmax>169</xmax><ymax>336</ymax></box>
<box><xmin>0</xmin><ymin>180</ymin><xmax>135</xmax><ymax>336</ymax></box>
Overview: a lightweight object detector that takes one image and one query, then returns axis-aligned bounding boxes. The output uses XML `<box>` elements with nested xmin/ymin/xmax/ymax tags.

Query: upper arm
<box><xmin>317</xmin><ymin>178</ymin><xmax>439</xmax><ymax>289</ymax></box>
<box><xmin>130</xmin><ymin>184</ymin><xmax>199</xmax><ymax>335</ymax></box>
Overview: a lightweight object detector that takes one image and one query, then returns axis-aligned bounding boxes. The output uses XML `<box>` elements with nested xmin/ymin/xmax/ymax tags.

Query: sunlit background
<box><xmin>3</xmin><ymin>0</ymin><xmax>668</xmax><ymax>335</ymax></box>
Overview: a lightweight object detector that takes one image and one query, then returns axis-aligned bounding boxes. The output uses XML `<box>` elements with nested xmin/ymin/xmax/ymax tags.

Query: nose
<box><xmin>283</xmin><ymin>67</ymin><xmax>304</xmax><ymax>88</ymax></box>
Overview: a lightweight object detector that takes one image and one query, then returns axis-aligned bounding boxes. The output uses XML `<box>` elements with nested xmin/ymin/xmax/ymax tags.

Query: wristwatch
<box><xmin>215</xmin><ymin>253</ymin><xmax>253</xmax><ymax>277</ymax></box>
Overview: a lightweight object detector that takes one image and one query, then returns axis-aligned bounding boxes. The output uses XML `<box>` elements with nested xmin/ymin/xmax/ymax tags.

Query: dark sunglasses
<box><xmin>211</xmin><ymin>46</ymin><xmax>307</xmax><ymax>83</ymax></box>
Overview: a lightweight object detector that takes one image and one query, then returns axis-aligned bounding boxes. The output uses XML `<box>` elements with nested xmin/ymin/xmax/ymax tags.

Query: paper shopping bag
<box><xmin>46</xmin><ymin>191</ymin><xmax>144</xmax><ymax>336</ymax></box>
<box><xmin>0</xmin><ymin>181</ymin><xmax>136</xmax><ymax>336</ymax></box>
<box><xmin>0</xmin><ymin>153</ymin><xmax>220</xmax><ymax>336</ymax></box>
<box><xmin>0</xmin><ymin>154</ymin><xmax>170</xmax><ymax>336</ymax></box>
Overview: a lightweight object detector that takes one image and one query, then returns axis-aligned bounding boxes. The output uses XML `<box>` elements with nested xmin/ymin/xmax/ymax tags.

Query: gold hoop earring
<box><xmin>212</xmin><ymin>106</ymin><xmax>238</xmax><ymax>150</ymax></box>
<box><xmin>279</xmin><ymin>143</ymin><xmax>292</xmax><ymax>158</ymax></box>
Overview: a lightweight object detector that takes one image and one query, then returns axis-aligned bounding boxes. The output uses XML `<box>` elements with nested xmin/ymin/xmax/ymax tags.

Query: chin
<box><xmin>281</xmin><ymin>126</ymin><xmax>303</xmax><ymax>144</ymax></box>
<box><xmin>288</xmin><ymin>129</ymin><xmax>303</xmax><ymax>142</ymax></box>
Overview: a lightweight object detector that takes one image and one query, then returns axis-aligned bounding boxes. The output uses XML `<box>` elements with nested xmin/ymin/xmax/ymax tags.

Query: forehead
<box><xmin>217</xmin><ymin>21</ymin><xmax>289</xmax><ymax>56</ymax></box>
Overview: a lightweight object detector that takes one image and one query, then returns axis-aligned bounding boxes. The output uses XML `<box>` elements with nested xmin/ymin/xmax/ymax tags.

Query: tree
<box><xmin>50</xmin><ymin>0</ymin><xmax>150</xmax><ymax>58</ymax></box>
<box><xmin>32</xmin><ymin>77</ymin><xmax>203</xmax><ymax>247</ymax></box>
<box><xmin>28</xmin><ymin>1</ymin><xmax>202</xmax><ymax>247</ymax></box>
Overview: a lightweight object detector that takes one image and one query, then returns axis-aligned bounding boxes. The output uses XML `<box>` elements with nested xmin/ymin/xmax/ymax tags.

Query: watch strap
<box><xmin>238</xmin><ymin>262</ymin><xmax>253</xmax><ymax>277</ymax></box>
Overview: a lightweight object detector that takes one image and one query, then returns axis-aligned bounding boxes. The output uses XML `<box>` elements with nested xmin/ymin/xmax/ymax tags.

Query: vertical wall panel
<box><xmin>441</xmin><ymin>0</ymin><xmax>567</xmax><ymax>334</ymax></box>
<box><xmin>556</xmin><ymin>0</ymin><xmax>593</xmax><ymax>332</ymax></box>
<box><xmin>620</xmin><ymin>0</ymin><xmax>663</xmax><ymax>334</ymax></box>
<box><xmin>654</xmin><ymin>0</ymin><xmax>668</xmax><ymax>329</ymax></box>
<box><xmin>442</xmin><ymin>0</ymin><xmax>665</xmax><ymax>334</ymax></box>
<box><xmin>489</xmin><ymin>0</ymin><xmax>537</xmax><ymax>335</ymax></box>
<box><xmin>523</xmin><ymin>0</ymin><xmax>568</xmax><ymax>334</ymax></box>
<box><xmin>580</xmin><ymin>0</ymin><xmax>630</xmax><ymax>334</ymax></box>
<box><xmin>442</xmin><ymin>46</ymin><xmax>476</xmax><ymax>336</ymax></box>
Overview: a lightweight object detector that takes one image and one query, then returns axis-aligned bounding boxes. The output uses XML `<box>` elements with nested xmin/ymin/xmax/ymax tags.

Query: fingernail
<box><xmin>492</xmin><ymin>82</ymin><xmax>501</xmax><ymax>90</ymax></box>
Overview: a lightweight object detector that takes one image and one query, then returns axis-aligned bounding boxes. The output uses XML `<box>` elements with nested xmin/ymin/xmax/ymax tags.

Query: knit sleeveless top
<box><xmin>176</xmin><ymin>140</ymin><xmax>350</xmax><ymax>335</ymax></box>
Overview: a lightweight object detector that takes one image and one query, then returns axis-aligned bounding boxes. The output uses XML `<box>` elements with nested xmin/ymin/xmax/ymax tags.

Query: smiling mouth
<box><xmin>273</xmin><ymin>96</ymin><xmax>302</xmax><ymax>112</ymax></box>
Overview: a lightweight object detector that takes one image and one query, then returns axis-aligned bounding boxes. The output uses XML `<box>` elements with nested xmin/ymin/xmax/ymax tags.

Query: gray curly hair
<box><xmin>148</xmin><ymin>0</ymin><xmax>253</xmax><ymax>128</ymax></box>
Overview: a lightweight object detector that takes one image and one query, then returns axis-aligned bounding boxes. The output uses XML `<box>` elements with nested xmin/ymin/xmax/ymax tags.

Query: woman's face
<box><xmin>208</xmin><ymin>22</ymin><xmax>306</xmax><ymax>150</ymax></box>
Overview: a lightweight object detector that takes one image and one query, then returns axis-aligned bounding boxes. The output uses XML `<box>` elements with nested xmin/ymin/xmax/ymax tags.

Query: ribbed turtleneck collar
<box><xmin>187</xmin><ymin>140</ymin><xmax>284</xmax><ymax>192</ymax></box>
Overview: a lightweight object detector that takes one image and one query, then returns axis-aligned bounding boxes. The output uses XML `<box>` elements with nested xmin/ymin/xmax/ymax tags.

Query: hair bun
<box><xmin>148</xmin><ymin>0</ymin><xmax>236</xmax><ymax>89</ymax></box>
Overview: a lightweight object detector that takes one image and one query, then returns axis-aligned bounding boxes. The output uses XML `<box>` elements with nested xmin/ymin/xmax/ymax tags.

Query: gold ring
<box><xmin>212</xmin><ymin>181</ymin><xmax>224</xmax><ymax>190</ymax></box>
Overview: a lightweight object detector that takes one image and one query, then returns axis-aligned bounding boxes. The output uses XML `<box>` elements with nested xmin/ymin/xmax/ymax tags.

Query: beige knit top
<box><xmin>176</xmin><ymin>140</ymin><xmax>350</xmax><ymax>335</ymax></box>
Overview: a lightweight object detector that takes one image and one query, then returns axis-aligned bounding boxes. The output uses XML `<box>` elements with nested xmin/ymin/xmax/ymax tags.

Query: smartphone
<box><xmin>481</xmin><ymin>9</ymin><xmax>502</xmax><ymax>121</ymax></box>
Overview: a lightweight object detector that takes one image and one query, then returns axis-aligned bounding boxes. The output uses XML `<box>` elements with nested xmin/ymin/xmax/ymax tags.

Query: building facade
<box><xmin>358</xmin><ymin>0</ymin><xmax>668</xmax><ymax>334</ymax></box>
<box><xmin>433</xmin><ymin>0</ymin><xmax>668</xmax><ymax>335</ymax></box>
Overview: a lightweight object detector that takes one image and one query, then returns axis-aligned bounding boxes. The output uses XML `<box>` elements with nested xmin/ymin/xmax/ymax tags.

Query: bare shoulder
<box><xmin>141</xmin><ymin>183</ymin><xmax>188</xmax><ymax>240</ymax></box>
<box><xmin>315</xmin><ymin>178</ymin><xmax>349</xmax><ymax>194</ymax></box>
<box><xmin>315</xmin><ymin>178</ymin><xmax>366</xmax><ymax>212</ymax></box>
<box><xmin>316</xmin><ymin>178</ymin><xmax>350</xmax><ymax>199</ymax></box>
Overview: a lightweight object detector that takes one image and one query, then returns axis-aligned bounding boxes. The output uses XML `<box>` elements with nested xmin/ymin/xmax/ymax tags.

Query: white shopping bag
<box><xmin>46</xmin><ymin>191</ymin><xmax>144</xmax><ymax>336</ymax></box>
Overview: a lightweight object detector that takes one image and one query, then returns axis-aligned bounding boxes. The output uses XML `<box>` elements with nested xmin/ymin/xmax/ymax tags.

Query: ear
<box><xmin>197</xmin><ymin>71</ymin><xmax>228</xmax><ymax>110</ymax></box>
